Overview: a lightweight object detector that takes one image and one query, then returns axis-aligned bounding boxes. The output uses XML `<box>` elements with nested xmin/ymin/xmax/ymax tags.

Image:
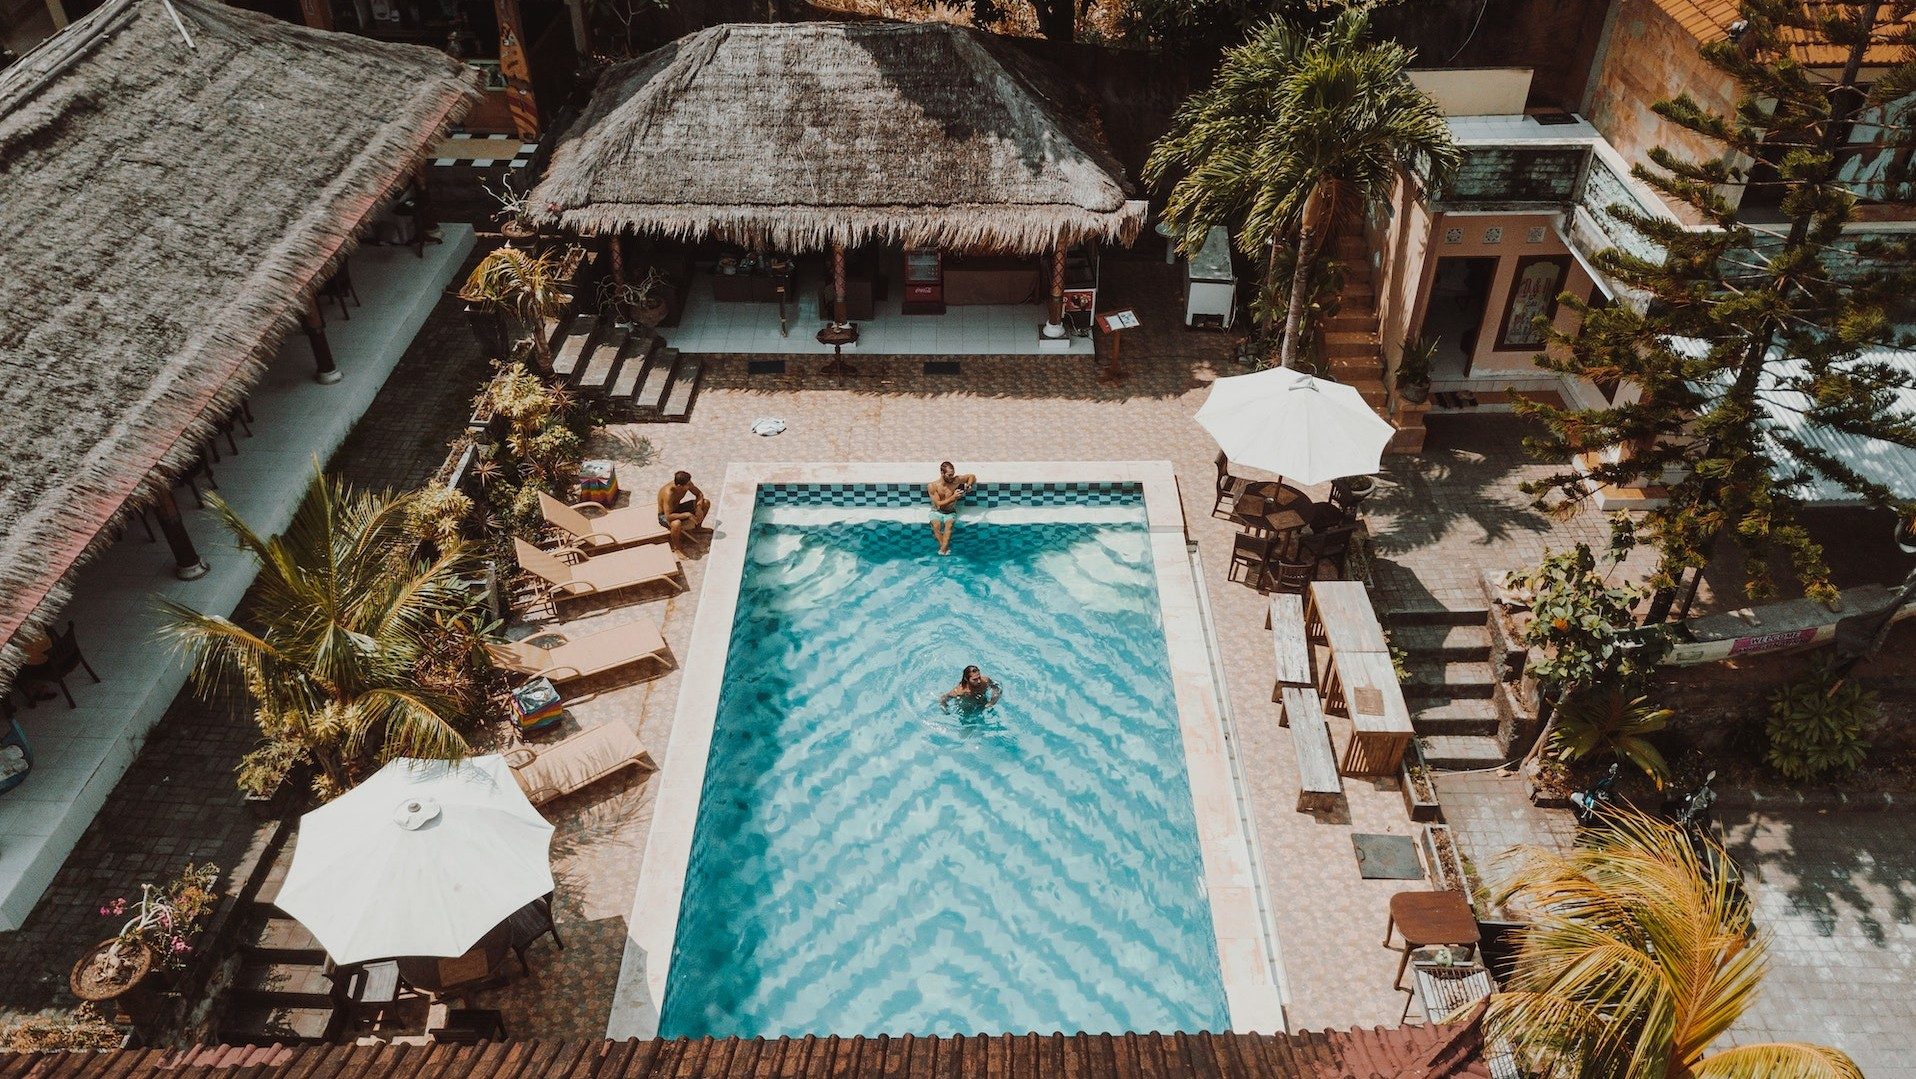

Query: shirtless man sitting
<box><xmin>656</xmin><ymin>471</ymin><xmax>711</xmax><ymax>555</ymax></box>
<box><xmin>926</xmin><ymin>461</ymin><xmax>976</xmax><ymax>556</ymax></box>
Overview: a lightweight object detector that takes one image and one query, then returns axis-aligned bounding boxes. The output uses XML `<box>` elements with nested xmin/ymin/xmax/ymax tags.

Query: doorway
<box><xmin>1421</xmin><ymin>257</ymin><xmax>1498</xmax><ymax>379</ymax></box>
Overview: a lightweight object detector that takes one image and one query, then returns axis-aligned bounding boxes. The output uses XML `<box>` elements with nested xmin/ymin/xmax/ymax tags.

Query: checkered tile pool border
<box><xmin>755</xmin><ymin>481</ymin><xmax>1143</xmax><ymax>508</ymax></box>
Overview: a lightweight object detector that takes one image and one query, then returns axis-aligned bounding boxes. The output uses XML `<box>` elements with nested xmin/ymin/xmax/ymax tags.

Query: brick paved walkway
<box><xmin>1720</xmin><ymin>809</ymin><xmax>1916</xmax><ymax>1078</ymax></box>
<box><xmin>0</xmin><ymin>280</ymin><xmax>488</xmax><ymax>1033</ymax></box>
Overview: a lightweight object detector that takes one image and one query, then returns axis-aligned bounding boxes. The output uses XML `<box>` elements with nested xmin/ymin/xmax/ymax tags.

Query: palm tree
<box><xmin>160</xmin><ymin>467</ymin><xmax>484</xmax><ymax>794</ymax></box>
<box><xmin>1144</xmin><ymin>8</ymin><xmax>1459</xmax><ymax>367</ymax></box>
<box><xmin>459</xmin><ymin>245</ymin><xmax>568</xmax><ymax>368</ymax></box>
<box><xmin>1489</xmin><ymin>810</ymin><xmax>1861</xmax><ymax>1079</ymax></box>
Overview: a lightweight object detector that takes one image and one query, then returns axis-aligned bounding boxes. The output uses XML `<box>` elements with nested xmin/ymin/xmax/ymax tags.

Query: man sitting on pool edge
<box><xmin>656</xmin><ymin>470</ymin><xmax>711</xmax><ymax>555</ymax></box>
<box><xmin>941</xmin><ymin>665</ymin><xmax>1002</xmax><ymax>714</ymax></box>
<box><xmin>927</xmin><ymin>461</ymin><xmax>976</xmax><ymax>556</ymax></box>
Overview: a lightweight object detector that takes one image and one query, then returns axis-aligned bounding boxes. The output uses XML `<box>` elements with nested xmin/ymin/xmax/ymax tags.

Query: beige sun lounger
<box><xmin>514</xmin><ymin>538</ymin><xmax>684</xmax><ymax>602</ymax></box>
<box><xmin>486</xmin><ymin>618</ymin><xmax>673</xmax><ymax>688</ymax></box>
<box><xmin>506</xmin><ymin>722</ymin><xmax>655</xmax><ymax>806</ymax></box>
<box><xmin>537</xmin><ymin>491</ymin><xmax>668</xmax><ymax>553</ymax></box>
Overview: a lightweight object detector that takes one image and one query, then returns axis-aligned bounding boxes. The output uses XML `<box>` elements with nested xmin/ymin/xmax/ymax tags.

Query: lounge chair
<box><xmin>506</xmin><ymin>722</ymin><xmax>654</xmax><ymax>806</ymax></box>
<box><xmin>513</xmin><ymin>538</ymin><xmax>684</xmax><ymax>603</ymax></box>
<box><xmin>485</xmin><ymin>618</ymin><xmax>673</xmax><ymax>689</ymax></box>
<box><xmin>536</xmin><ymin>491</ymin><xmax>668</xmax><ymax>553</ymax></box>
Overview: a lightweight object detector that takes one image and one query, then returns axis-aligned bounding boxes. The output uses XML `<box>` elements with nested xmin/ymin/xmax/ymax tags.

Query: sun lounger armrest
<box><xmin>576</xmin><ymin>531</ymin><xmax>621</xmax><ymax>548</ymax></box>
<box><xmin>534</xmin><ymin>665</ymin><xmax>585</xmax><ymax>682</ymax></box>
<box><xmin>569</xmin><ymin>501</ymin><xmax>608</xmax><ymax>517</ymax></box>
<box><xmin>504</xmin><ymin>746</ymin><xmax>536</xmax><ymax>768</ymax></box>
<box><xmin>548</xmin><ymin>543</ymin><xmax>589</xmax><ymax>565</ymax></box>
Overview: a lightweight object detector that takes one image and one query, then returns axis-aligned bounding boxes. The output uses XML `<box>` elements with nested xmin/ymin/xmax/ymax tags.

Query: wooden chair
<box><xmin>1227</xmin><ymin>532</ymin><xmax>1281</xmax><ymax>587</ymax></box>
<box><xmin>428</xmin><ymin>1009</ymin><xmax>507</xmax><ymax>1044</ymax></box>
<box><xmin>19</xmin><ymin>621</ymin><xmax>100</xmax><ymax>709</ymax></box>
<box><xmin>1265</xmin><ymin>557</ymin><xmax>1316</xmax><ymax>595</ymax></box>
<box><xmin>1212</xmin><ymin>451</ymin><xmax>1252</xmax><ymax>519</ymax></box>
<box><xmin>1302</xmin><ymin>523</ymin><xmax>1358</xmax><ymax>576</ymax></box>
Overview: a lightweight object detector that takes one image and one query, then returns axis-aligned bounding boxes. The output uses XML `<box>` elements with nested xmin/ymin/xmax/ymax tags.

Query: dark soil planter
<box><xmin>464</xmin><ymin>304</ymin><xmax>511</xmax><ymax>363</ymax></box>
<box><xmin>634</xmin><ymin>298</ymin><xmax>669</xmax><ymax>328</ymax></box>
<box><xmin>1333</xmin><ymin>474</ymin><xmax>1378</xmax><ymax>505</ymax></box>
<box><xmin>1401</xmin><ymin>742</ymin><xmax>1443</xmax><ymax>823</ymax></box>
<box><xmin>1419</xmin><ymin>823</ymin><xmax>1465</xmax><ymax>893</ymax></box>
<box><xmin>1400</xmin><ymin>381</ymin><xmax>1430</xmax><ymax>405</ymax></box>
<box><xmin>70</xmin><ymin>940</ymin><xmax>159</xmax><ymax>1019</ymax></box>
<box><xmin>241</xmin><ymin>761</ymin><xmax>311</xmax><ymax>822</ymax></box>
<box><xmin>500</xmin><ymin>219</ymin><xmax>538</xmax><ymax>249</ymax></box>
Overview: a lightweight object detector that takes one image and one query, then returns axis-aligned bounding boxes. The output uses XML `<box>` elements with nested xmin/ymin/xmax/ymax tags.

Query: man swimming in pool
<box><xmin>941</xmin><ymin>665</ymin><xmax>1002</xmax><ymax>714</ymax></box>
<box><xmin>656</xmin><ymin>471</ymin><xmax>711</xmax><ymax>556</ymax></box>
<box><xmin>926</xmin><ymin>461</ymin><xmax>976</xmax><ymax>556</ymax></box>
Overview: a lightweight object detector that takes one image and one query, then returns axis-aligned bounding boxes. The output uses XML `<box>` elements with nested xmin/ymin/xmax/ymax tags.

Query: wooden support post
<box><xmin>294</xmin><ymin>0</ymin><xmax>331</xmax><ymax>30</ymax></box>
<box><xmin>152</xmin><ymin>489</ymin><xmax>209</xmax><ymax>581</ymax></box>
<box><xmin>304</xmin><ymin>300</ymin><xmax>341</xmax><ymax>384</ymax></box>
<box><xmin>608</xmin><ymin>234</ymin><xmax>628</xmax><ymax>322</ymax></box>
<box><xmin>831</xmin><ymin>243</ymin><xmax>849</xmax><ymax>326</ymax></box>
<box><xmin>1043</xmin><ymin>245</ymin><xmax>1067</xmax><ymax>338</ymax></box>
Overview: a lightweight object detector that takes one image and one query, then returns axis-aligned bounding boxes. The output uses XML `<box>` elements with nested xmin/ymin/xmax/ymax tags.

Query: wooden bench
<box><xmin>1268</xmin><ymin>593</ymin><xmax>1313</xmax><ymax>717</ymax></box>
<box><xmin>1280</xmin><ymin>686</ymin><xmax>1343</xmax><ymax>812</ymax></box>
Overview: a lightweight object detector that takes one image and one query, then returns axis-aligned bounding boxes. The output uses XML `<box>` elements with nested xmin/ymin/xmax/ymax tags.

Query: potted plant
<box><xmin>631</xmin><ymin>267</ymin><xmax>672</xmax><ymax>327</ymax></box>
<box><xmin>1396</xmin><ymin>333</ymin><xmax>1436</xmax><ymax>404</ymax></box>
<box><xmin>1332</xmin><ymin>474</ymin><xmax>1377</xmax><ymax>505</ymax></box>
<box><xmin>1400</xmin><ymin>739</ymin><xmax>1442</xmax><ymax>823</ymax></box>
<box><xmin>488</xmin><ymin>179</ymin><xmax>540</xmax><ymax>249</ymax></box>
<box><xmin>71</xmin><ymin>864</ymin><xmax>221</xmax><ymax>1027</ymax></box>
<box><xmin>236</xmin><ymin>739</ymin><xmax>310</xmax><ymax>821</ymax></box>
<box><xmin>460</xmin><ymin>247</ymin><xmax>569</xmax><ymax>369</ymax></box>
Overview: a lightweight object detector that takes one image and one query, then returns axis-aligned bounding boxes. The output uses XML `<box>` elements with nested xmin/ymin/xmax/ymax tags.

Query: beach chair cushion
<box><xmin>508</xmin><ymin>722</ymin><xmax>654</xmax><ymax>806</ymax></box>
<box><xmin>537</xmin><ymin>492</ymin><xmax>667</xmax><ymax>550</ymax></box>
<box><xmin>486</xmin><ymin>618</ymin><xmax>670</xmax><ymax>685</ymax></box>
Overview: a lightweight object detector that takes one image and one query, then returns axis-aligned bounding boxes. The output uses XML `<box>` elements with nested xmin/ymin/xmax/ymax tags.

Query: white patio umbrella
<box><xmin>1195</xmin><ymin>366</ymin><xmax>1397</xmax><ymax>486</ymax></box>
<box><xmin>275</xmin><ymin>755</ymin><xmax>555</xmax><ymax>965</ymax></box>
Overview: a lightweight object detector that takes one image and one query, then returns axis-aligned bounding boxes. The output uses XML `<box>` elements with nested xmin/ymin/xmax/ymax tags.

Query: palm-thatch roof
<box><xmin>0</xmin><ymin>0</ymin><xmax>478</xmax><ymax>682</ymax></box>
<box><xmin>530</xmin><ymin>22</ymin><xmax>1149</xmax><ymax>254</ymax></box>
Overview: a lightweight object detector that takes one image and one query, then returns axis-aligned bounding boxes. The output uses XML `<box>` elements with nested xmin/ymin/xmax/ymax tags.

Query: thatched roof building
<box><xmin>0</xmin><ymin>0</ymin><xmax>477</xmax><ymax>680</ymax></box>
<box><xmin>530</xmin><ymin>22</ymin><xmax>1149</xmax><ymax>254</ymax></box>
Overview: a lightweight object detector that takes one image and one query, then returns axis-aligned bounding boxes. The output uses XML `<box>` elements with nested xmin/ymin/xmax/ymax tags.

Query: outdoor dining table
<box><xmin>1304</xmin><ymin>582</ymin><xmax>1414</xmax><ymax>775</ymax></box>
<box><xmin>1231</xmin><ymin>482</ymin><xmax>1315</xmax><ymax>543</ymax></box>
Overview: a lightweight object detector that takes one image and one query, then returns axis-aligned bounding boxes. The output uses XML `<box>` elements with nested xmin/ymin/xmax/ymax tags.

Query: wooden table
<box><xmin>1306</xmin><ymin>580</ymin><xmax>1388</xmax><ymax>654</ymax></box>
<box><xmin>1384</xmin><ymin>890</ymin><xmax>1480</xmax><ymax>988</ymax></box>
<box><xmin>1324</xmin><ymin>649</ymin><xmax>1413</xmax><ymax>775</ymax></box>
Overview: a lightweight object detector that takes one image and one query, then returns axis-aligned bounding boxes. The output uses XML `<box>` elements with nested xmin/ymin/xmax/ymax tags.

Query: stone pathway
<box><xmin>0</xmin><ymin>281</ymin><xmax>489</xmax><ymax>1034</ymax></box>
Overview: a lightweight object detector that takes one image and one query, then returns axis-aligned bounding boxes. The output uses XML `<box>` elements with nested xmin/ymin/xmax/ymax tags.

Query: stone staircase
<box><xmin>548</xmin><ymin>313</ymin><xmax>705</xmax><ymax>422</ymax></box>
<box><xmin>1386</xmin><ymin>606</ymin><xmax>1509</xmax><ymax>771</ymax></box>
<box><xmin>217</xmin><ymin>838</ymin><xmax>338</xmax><ymax>1044</ymax></box>
<box><xmin>1323</xmin><ymin>233</ymin><xmax>1426</xmax><ymax>453</ymax></box>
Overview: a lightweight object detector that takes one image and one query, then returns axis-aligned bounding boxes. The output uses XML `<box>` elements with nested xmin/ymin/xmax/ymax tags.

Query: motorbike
<box><xmin>1570</xmin><ymin>762</ymin><xmax>1621</xmax><ymax>826</ymax></box>
<box><xmin>1667</xmin><ymin>770</ymin><xmax>1752</xmax><ymax>925</ymax></box>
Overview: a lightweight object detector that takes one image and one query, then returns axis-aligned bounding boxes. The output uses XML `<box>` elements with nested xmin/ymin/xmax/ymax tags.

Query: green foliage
<box><xmin>1551</xmin><ymin>689</ymin><xmax>1672</xmax><ymax>787</ymax></box>
<box><xmin>1517</xmin><ymin>0</ymin><xmax>1916</xmax><ymax>608</ymax></box>
<box><xmin>1766</xmin><ymin>658</ymin><xmax>1877</xmax><ymax>782</ymax></box>
<box><xmin>234</xmin><ymin>736</ymin><xmax>308</xmax><ymax>799</ymax></box>
<box><xmin>160</xmin><ymin>468</ymin><xmax>493</xmax><ymax>797</ymax></box>
<box><xmin>1506</xmin><ymin>536</ymin><xmax>1663</xmax><ymax>693</ymax></box>
<box><xmin>459</xmin><ymin>246</ymin><xmax>570</xmax><ymax>366</ymax></box>
<box><xmin>1143</xmin><ymin>7</ymin><xmax>1457</xmax><ymax>364</ymax></box>
<box><xmin>1395</xmin><ymin>332</ymin><xmax>1437</xmax><ymax>392</ymax></box>
<box><xmin>405</xmin><ymin>486</ymin><xmax>474</xmax><ymax>546</ymax></box>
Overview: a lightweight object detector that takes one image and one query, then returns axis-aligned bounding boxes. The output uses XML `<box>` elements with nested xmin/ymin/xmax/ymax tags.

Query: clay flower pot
<box><xmin>70</xmin><ymin>939</ymin><xmax>156</xmax><ymax>1004</ymax></box>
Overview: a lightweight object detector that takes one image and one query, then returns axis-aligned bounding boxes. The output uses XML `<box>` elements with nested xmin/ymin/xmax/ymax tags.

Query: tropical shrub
<box><xmin>1490</xmin><ymin>810</ymin><xmax>1861</xmax><ymax>1079</ymax></box>
<box><xmin>458</xmin><ymin>246</ymin><xmax>569</xmax><ymax>367</ymax></box>
<box><xmin>468</xmin><ymin>363</ymin><xmax>591</xmax><ymax>541</ymax></box>
<box><xmin>1550</xmin><ymin>690</ymin><xmax>1672</xmax><ymax>787</ymax></box>
<box><xmin>161</xmin><ymin>469</ymin><xmax>494</xmax><ymax>798</ymax></box>
<box><xmin>3</xmin><ymin>1005</ymin><xmax>123</xmax><ymax>1051</ymax></box>
<box><xmin>1505</xmin><ymin>538</ymin><xmax>1659</xmax><ymax>693</ymax></box>
<box><xmin>405</xmin><ymin>485</ymin><xmax>474</xmax><ymax>546</ymax></box>
<box><xmin>1766</xmin><ymin>658</ymin><xmax>1877</xmax><ymax>782</ymax></box>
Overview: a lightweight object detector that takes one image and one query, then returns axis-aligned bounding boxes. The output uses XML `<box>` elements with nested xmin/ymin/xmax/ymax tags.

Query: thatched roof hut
<box><xmin>530</xmin><ymin>22</ymin><xmax>1149</xmax><ymax>254</ymax></box>
<box><xmin>0</xmin><ymin>0</ymin><xmax>478</xmax><ymax>681</ymax></box>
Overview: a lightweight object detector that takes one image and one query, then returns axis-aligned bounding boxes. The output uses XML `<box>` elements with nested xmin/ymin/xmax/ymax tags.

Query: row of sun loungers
<box><xmin>491</xmin><ymin>494</ymin><xmax>690</xmax><ymax>806</ymax></box>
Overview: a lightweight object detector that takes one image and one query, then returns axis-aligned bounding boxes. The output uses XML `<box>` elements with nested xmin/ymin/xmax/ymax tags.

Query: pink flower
<box><xmin>99</xmin><ymin>905</ymin><xmax>112</xmax><ymax>917</ymax></box>
<box><xmin>171</xmin><ymin>940</ymin><xmax>190</xmax><ymax>954</ymax></box>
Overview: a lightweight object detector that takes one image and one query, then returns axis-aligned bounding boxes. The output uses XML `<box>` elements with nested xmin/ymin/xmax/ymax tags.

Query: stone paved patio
<box><xmin>474</xmin><ymin>258</ymin><xmax>1644</xmax><ymax>1037</ymax></box>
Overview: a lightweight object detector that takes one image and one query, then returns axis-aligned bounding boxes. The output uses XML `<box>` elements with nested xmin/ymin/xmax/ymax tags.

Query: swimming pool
<box><xmin>615</xmin><ymin>463</ymin><xmax>1283</xmax><ymax>1040</ymax></box>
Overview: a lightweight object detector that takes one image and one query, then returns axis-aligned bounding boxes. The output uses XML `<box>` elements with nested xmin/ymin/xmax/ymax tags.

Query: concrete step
<box><xmin>1385</xmin><ymin>606</ymin><xmax>1491</xmax><ymax>628</ymax></box>
<box><xmin>632</xmin><ymin>347</ymin><xmax>679</xmax><ymax>414</ymax></box>
<box><xmin>1324</xmin><ymin>330</ymin><xmax>1378</xmax><ymax>356</ymax></box>
<box><xmin>234</xmin><ymin>961</ymin><xmax>335</xmax><ymax>1007</ymax></box>
<box><xmin>1419</xmin><ymin>734</ymin><xmax>1509</xmax><ymax>770</ymax></box>
<box><xmin>1391</xmin><ymin>622</ymin><xmax>1492</xmax><ymax>661</ymax></box>
<box><xmin>1405</xmin><ymin>659</ymin><xmax>1497</xmax><ymax>698</ymax></box>
<box><xmin>660</xmin><ymin>353</ymin><xmax>704</xmax><ymax>422</ymax></box>
<box><xmin>241</xmin><ymin>910</ymin><xmax>325</xmax><ymax>963</ymax></box>
<box><xmin>219</xmin><ymin>1002</ymin><xmax>335</xmax><ymax>1046</ymax></box>
<box><xmin>577</xmin><ymin>325</ymin><xmax>629</xmax><ymax>393</ymax></box>
<box><xmin>609</xmin><ymin>331</ymin><xmax>660</xmax><ymax>400</ymax></box>
<box><xmin>1412</xmin><ymin>698</ymin><xmax>1503</xmax><ymax>736</ymax></box>
<box><xmin>551</xmin><ymin>314</ymin><xmax>599</xmax><ymax>380</ymax></box>
<box><xmin>1326</xmin><ymin>312</ymin><xmax>1376</xmax><ymax>332</ymax></box>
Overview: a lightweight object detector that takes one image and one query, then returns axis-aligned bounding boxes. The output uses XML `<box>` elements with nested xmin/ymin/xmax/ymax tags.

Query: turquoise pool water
<box><xmin>659</xmin><ymin>486</ymin><xmax>1228</xmax><ymax>1038</ymax></box>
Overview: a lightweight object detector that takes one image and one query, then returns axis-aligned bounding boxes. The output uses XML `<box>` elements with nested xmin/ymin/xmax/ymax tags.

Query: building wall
<box><xmin>1373</xmin><ymin>175</ymin><xmax>1434</xmax><ymax>383</ymax></box>
<box><xmin>1586</xmin><ymin>0</ymin><xmax>1738</xmax><ymax>223</ymax></box>
<box><xmin>1411</xmin><ymin>211</ymin><xmax>1596</xmax><ymax>383</ymax></box>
